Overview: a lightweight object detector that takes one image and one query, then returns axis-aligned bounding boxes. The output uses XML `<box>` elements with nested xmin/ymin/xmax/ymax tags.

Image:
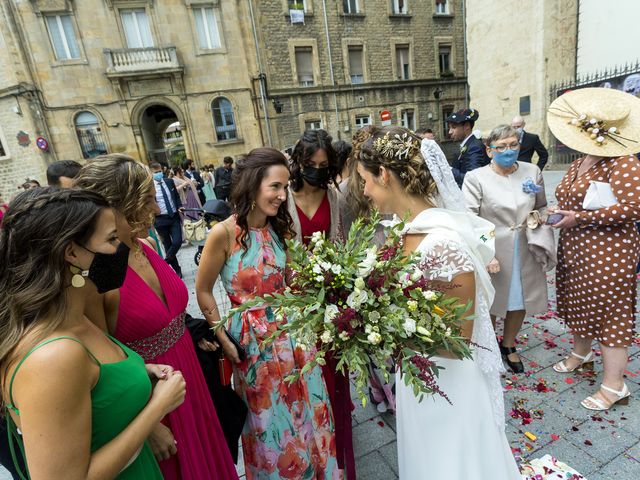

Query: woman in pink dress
<box><xmin>75</xmin><ymin>154</ymin><xmax>238</xmax><ymax>480</ymax></box>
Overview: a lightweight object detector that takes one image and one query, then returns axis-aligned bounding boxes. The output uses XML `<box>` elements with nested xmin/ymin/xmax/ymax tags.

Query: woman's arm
<box><xmin>11</xmin><ymin>341</ymin><xmax>185</xmax><ymax>480</ymax></box>
<box><xmin>461</xmin><ymin>172</ymin><xmax>482</xmax><ymax>216</ymax></box>
<box><xmin>534</xmin><ymin>167</ymin><xmax>548</xmax><ymax>216</ymax></box>
<box><xmin>195</xmin><ymin>219</ymin><xmax>241</xmax><ymax>363</ymax></box>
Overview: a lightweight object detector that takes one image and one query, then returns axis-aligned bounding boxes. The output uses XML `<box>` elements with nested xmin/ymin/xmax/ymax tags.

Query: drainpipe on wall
<box><xmin>321</xmin><ymin>0</ymin><xmax>341</xmax><ymax>139</ymax></box>
<box><xmin>462</xmin><ymin>0</ymin><xmax>469</xmax><ymax>106</ymax></box>
<box><xmin>248</xmin><ymin>0</ymin><xmax>273</xmax><ymax>146</ymax></box>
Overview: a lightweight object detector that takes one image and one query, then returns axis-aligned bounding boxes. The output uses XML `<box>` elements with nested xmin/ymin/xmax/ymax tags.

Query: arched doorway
<box><xmin>137</xmin><ymin>102</ymin><xmax>187</xmax><ymax>166</ymax></box>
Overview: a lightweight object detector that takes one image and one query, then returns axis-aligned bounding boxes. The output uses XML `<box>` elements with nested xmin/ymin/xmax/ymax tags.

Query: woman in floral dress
<box><xmin>196</xmin><ymin>147</ymin><xmax>341</xmax><ymax>479</ymax></box>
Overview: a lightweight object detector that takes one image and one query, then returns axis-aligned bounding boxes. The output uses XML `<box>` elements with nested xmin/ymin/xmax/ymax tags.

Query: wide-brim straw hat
<box><xmin>547</xmin><ymin>87</ymin><xmax>640</xmax><ymax>157</ymax></box>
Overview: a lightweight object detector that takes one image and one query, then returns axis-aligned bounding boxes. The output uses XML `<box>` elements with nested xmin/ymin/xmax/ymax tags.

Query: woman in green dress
<box><xmin>0</xmin><ymin>188</ymin><xmax>186</xmax><ymax>479</ymax></box>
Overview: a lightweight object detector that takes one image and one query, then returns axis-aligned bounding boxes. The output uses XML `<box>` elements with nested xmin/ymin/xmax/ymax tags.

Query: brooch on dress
<box><xmin>522</xmin><ymin>178</ymin><xmax>541</xmax><ymax>195</ymax></box>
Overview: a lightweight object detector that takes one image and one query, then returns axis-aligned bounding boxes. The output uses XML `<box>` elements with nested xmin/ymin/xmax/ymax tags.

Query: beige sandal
<box><xmin>581</xmin><ymin>383</ymin><xmax>630</xmax><ymax>411</ymax></box>
<box><xmin>552</xmin><ymin>350</ymin><xmax>595</xmax><ymax>373</ymax></box>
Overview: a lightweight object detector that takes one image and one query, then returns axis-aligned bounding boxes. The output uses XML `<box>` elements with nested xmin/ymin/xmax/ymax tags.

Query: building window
<box><xmin>75</xmin><ymin>111</ymin><xmax>108</xmax><ymax>159</ymax></box>
<box><xmin>391</xmin><ymin>0</ymin><xmax>408</xmax><ymax>14</ymax></box>
<box><xmin>395</xmin><ymin>45</ymin><xmax>410</xmax><ymax>80</ymax></box>
<box><xmin>45</xmin><ymin>14</ymin><xmax>81</xmax><ymax>60</ymax></box>
<box><xmin>442</xmin><ymin>105</ymin><xmax>454</xmax><ymax>139</ymax></box>
<box><xmin>343</xmin><ymin>0</ymin><xmax>361</xmax><ymax>14</ymax></box>
<box><xmin>0</xmin><ymin>127</ymin><xmax>8</xmax><ymax>159</ymax></box>
<box><xmin>212</xmin><ymin>97</ymin><xmax>238</xmax><ymax>141</ymax></box>
<box><xmin>120</xmin><ymin>9</ymin><xmax>154</xmax><ymax>48</ymax></box>
<box><xmin>400</xmin><ymin>109</ymin><xmax>415</xmax><ymax>130</ymax></box>
<box><xmin>288</xmin><ymin>0</ymin><xmax>307</xmax><ymax>11</ymax></box>
<box><xmin>348</xmin><ymin>46</ymin><xmax>364</xmax><ymax>84</ymax></box>
<box><xmin>520</xmin><ymin>95</ymin><xmax>531</xmax><ymax>115</ymax></box>
<box><xmin>305</xmin><ymin>119</ymin><xmax>322</xmax><ymax>131</ymax></box>
<box><xmin>435</xmin><ymin>0</ymin><xmax>449</xmax><ymax>14</ymax></box>
<box><xmin>193</xmin><ymin>6</ymin><xmax>221</xmax><ymax>50</ymax></box>
<box><xmin>295</xmin><ymin>47</ymin><xmax>315</xmax><ymax>87</ymax></box>
<box><xmin>355</xmin><ymin>115</ymin><xmax>371</xmax><ymax>129</ymax></box>
<box><xmin>438</xmin><ymin>44</ymin><xmax>451</xmax><ymax>75</ymax></box>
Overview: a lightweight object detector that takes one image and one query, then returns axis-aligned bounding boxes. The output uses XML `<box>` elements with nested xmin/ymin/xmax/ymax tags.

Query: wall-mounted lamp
<box><xmin>272</xmin><ymin>98</ymin><xmax>283</xmax><ymax>114</ymax></box>
<box><xmin>433</xmin><ymin>87</ymin><xmax>444</xmax><ymax>100</ymax></box>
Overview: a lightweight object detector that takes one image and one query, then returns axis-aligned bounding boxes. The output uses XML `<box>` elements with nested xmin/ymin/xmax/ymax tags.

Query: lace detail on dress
<box><xmin>417</xmin><ymin>235</ymin><xmax>506</xmax><ymax>430</ymax></box>
<box><xmin>418</xmin><ymin>238</ymin><xmax>475</xmax><ymax>282</ymax></box>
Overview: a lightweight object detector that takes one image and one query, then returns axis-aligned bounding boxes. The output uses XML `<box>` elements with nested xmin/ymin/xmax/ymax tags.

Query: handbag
<box><xmin>183</xmin><ymin>218</ymin><xmax>207</xmax><ymax>242</ymax></box>
<box><xmin>525</xmin><ymin>210</ymin><xmax>557</xmax><ymax>272</ymax></box>
<box><xmin>582</xmin><ymin>181</ymin><xmax>617</xmax><ymax>210</ymax></box>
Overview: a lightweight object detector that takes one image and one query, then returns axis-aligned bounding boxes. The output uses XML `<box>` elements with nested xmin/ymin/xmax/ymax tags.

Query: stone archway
<box><xmin>131</xmin><ymin>98</ymin><xmax>190</xmax><ymax>165</ymax></box>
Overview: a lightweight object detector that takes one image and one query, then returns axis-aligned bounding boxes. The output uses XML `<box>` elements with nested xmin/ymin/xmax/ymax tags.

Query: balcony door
<box><xmin>120</xmin><ymin>9</ymin><xmax>153</xmax><ymax>48</ymax></box>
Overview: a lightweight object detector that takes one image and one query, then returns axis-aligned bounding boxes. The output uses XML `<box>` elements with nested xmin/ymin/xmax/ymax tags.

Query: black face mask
<box><xmin>75</xmin><ymin>242</ymin><xmax>131</xmax><ymax>294</ymax></box>
<box><xmin>301</xmin><ymin>166</ymin><xmax>330</xmax><ymax>189</ymax></box>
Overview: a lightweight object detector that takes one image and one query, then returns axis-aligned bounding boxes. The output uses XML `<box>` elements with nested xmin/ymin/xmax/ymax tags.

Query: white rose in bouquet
<box><xmin>320</xmin><ymin>330</ymin><xmax>334</xmax><ymax>344</ymax></box>
<box><xmin>403</xmin><ymin>318</ymin><xmax>416</xmax><ymax>335</ymax></box>
<box><xmin>324</xmin><ymin>304</ymin><xmax>339</xmax><ymax>323</ymax></box>
<box><xmin>358</xmin><ymin>246</ymin><xmax>378</xmax><ymax>277</ymax></box>
<box><xmin>367</xmin><ymin>331</ymin><xmax>382</xmax><ymax>345</ymax></box>
<box><xmin>347</xmin><ymin>288</ymin><xmax>368</xmax><ymax>309</ymax></box>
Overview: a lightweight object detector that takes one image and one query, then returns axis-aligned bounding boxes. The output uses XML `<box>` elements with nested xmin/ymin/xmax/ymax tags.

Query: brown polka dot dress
<box><xmin>555</xmin><ymin>156</ymin><xmax>640</xmax><ymax>347</ymax></box>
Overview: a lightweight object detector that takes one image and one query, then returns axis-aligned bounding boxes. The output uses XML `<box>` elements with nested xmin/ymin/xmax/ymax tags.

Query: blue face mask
<box><xmin>492</xmin><ymin>149</ymin><xmax>519</xmax><ymax>168</ymax></box>
<box><xmin>153</xmin><ymin>172</ymin><xmax>164</xmax><ymax>182</ymax></box>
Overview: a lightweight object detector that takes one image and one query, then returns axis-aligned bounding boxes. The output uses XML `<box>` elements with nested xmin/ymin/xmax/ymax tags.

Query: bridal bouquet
<box><xmin>230</xmin><ymin>213</ymin><xmax>472</xmax><ymax>404</ymax></box>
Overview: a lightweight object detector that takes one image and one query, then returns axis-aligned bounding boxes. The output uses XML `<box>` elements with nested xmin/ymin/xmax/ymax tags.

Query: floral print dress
<box><xmin>220</xmin><ymin>224</ymin><xmax>341</xmax><ymax>480</ymax></box>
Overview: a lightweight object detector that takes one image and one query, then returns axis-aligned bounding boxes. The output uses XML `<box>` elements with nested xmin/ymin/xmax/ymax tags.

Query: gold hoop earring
<box><xmin>69</xmin><ymin>265</ymin><xmax>86</xmax><ymax>288</ymax></box>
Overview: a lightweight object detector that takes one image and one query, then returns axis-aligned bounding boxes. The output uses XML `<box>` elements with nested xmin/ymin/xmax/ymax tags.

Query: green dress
<box><xmin>6</xmin><ymin>336</ymin><xmax>162</xmax><ymax>479</ymax></box>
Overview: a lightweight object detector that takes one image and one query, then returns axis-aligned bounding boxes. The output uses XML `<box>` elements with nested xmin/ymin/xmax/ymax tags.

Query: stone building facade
<box><xmin>250</xmin><ymin>0</ymin><xmax>468</xmax><ymax>148</ymax></box>
<box><xmin>1</xmin><ymin>0</ymin><xmax>468</xmax><ymax>200</ymax></box>
<box><xmin>466</xmin><ymin>0</ymin><xmax>578</xmax><ymax>160</ymax></box>
<box><xmin>0</xmin><ymin>0</ymin><xmax>263</xmax><ymax>201</ymax></box>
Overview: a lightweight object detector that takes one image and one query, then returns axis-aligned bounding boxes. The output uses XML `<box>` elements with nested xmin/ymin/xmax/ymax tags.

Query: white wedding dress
<box><xmin>396</xmin><ymin>208</ymin><xmax>521</xmax><ymax>480</ymax></box>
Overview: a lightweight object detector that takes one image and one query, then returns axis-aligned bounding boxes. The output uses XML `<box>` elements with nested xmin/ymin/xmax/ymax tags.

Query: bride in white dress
<box><xmin>357</xmin><ymin>127</ymin><xmax>521</xmax><ymax>480</ymax></box>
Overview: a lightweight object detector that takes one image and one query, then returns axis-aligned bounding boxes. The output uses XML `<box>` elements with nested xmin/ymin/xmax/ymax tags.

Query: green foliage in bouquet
<box><xmin>222</xmin><ymin>212</ymin><xmax>473</xmax><ymax>404</ymax></box>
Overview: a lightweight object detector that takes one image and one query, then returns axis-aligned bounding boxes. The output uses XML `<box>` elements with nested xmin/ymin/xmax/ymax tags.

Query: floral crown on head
<box><xmin>372</xmin><ymin>132</ymin><xmax>421</xmax><ymax>163</ymax></box>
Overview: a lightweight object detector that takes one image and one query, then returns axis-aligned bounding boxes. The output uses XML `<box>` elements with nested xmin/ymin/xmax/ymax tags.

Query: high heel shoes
<box><xmin>499</xmin><ymin>344</ymin><xmax>524</xmax><ymax>373</ymax></box>
<box><xmin>552</xmin><ymin>350</ymin><xmax>595</xmax><ymax>373</ymax></box>
<box><xmin>581</xmin><ymin>383</ymin><xmax>630</xmax><ymax>411</ymax></box>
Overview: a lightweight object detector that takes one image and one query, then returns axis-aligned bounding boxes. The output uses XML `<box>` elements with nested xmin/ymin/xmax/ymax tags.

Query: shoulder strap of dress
<box><xmin>8</xmin><ymin>336</ymin><xmax>100</xmax><ymax>414</ymax></box>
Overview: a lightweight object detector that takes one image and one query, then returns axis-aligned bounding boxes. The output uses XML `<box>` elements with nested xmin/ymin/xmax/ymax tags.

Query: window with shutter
<box><xmin>75</xmin><ymin>112</ymin><xmax>108</xmax><ymax>159</ymax></box>
<box><xmin>438</xmin><ymin>44</ymin><xmax>451</xmax><ymax>74</ymax></box>
<box><xmin>395</xmin><ymin>45</ymin><xmax>410</xmax><ymax>80</ymax></box>
<box><xmin>348</xmin><ymin>46</ymin><xmax>364</xmax><ymax>84</ymax></box>
<box><xmin>295</xmin><ymin>47</ymin><xmax>314</xmax><ymax>87</ymax></box>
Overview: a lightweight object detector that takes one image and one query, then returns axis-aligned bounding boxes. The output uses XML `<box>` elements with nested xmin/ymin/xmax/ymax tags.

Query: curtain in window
<box><xmin>212</xmin><ymin>98</ymin><xmax>237</xmax><ymax>141</ymax></box>
<box><xmin>194</xmin><ymin>7</ymin><xmax>221</xmax><ymax>49</ymax></box>
<box><xmin>295</xmin><ymin>48</ymin><xmax>314</xmax><ymax>85</ymax></box>
<box><xmin>75</xmin><ymin>111</ymin><xmax>108</xmax><ymax>159</ymax></box>
<box><xmin>46</xmin><ymin>15</ymin><xmax>80</xmax><ymax>59</ymax></box>
<box><xmin>121</xmin><ymin>9</ymin><xmax>154</xmax><ymax>48</ymax></box>
<box><xmin>349</xmin><ymin>47</ymin><xmax>363</xmax><ymax>79</ymax></box>
<box><xmin>396</xmin><ymin>47</ymin><xmax>409</xmax><ymax>79</ymax></box>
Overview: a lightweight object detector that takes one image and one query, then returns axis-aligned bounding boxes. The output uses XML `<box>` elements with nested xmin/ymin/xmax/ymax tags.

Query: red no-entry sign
<box><xmin>380</xmin><ymin>110</ymin><xmax>391</xmax><ymax>125</ymax></box>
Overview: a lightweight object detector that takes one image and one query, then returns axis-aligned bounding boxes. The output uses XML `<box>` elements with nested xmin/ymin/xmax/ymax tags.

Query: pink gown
<box><xmin>116</xmin><ymin>241</ymin><xmax>238</xmax><ymax>480</ymax></box>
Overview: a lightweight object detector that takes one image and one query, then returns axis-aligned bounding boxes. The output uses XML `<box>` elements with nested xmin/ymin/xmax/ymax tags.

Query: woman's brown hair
<box><xmin>0</xmin><ymin>188</ymin><xmax>109</xmax><ymax>393</ymax></box>
<box><xmin>359</xmin><ymin>126</ymin><xmax>437</xmax><ymax>202</ymax></box>
<box><xmin>74</xmin><ymin>154</ymin><xmax>155</xmax><ymax>240</ymax></box>
<box><xmin>345</xmin><ymin>125</ymin><xmax>379</xmax><ymax>219</ymax></box>
<box><xmin>230</xmin><ymin>147</ymin><xmax>295</xmax><ymax>252</ymax></box>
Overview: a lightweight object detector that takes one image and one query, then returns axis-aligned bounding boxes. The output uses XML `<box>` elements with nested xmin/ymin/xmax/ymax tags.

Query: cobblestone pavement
<box><xmin>3</xmin><ymin>171</ymin><xmax>639</xmax><ymax>479</ymax></box>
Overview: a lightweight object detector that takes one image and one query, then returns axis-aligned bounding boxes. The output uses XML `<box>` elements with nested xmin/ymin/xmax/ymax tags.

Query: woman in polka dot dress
<box><xmin>546</xmin><ymin>87</ymin><xmax>640</xmax><ymax>411</ymax></box>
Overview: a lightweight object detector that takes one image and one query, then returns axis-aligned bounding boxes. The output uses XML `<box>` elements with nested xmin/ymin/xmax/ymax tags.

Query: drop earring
<box><xmin>69</xmin><ymin>265</ymin><xmax>87</xmax><ymax>288</ymax></box>
<box><xmin>251</xmin><ymin>201</ymin><xmax>256</xmax><ymax>211</ymax></box>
